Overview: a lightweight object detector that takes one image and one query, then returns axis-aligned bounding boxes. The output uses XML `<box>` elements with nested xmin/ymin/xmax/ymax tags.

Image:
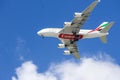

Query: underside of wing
<box><xmin>59</xmin><ymin>0</ymin><xmax>99</xmax><ymax>34</ymax></box>
<box><xmin>58</xmin><ymin>0</ymin><xmax>100</xmax><ymax>59</ymax></box>
<box><xmin>61</xmin><ymin>39</ymin><xmax>80</xmax><ymax>59</ymax></box>
<box><xmin>72</xmin><ymin>52</ymin><xmax>80</xmax><ymax>59</ymax></box>
<box><xmin>67</xmin><ymin>42</ymin><xmax>80</xmax><ymax>59</ymax></box>
<box><xmin>72</xmin><ymin>0</ymin><xmax>99</xmax><ymax>26</ymax></box>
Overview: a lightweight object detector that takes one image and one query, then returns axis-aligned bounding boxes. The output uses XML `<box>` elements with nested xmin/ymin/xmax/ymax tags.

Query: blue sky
<box><xmin>0</xmin><ymin>0</ymin><xmax>120</xmax><ymax>80</ymax></box>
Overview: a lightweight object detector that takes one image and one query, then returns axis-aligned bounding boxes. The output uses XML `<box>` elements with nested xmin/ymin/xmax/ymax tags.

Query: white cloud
<box><xmin>12</xmin><ymin>61</ymin><xmax>57</xmax><ymax>80</ymax></box>
<box><xmin>12</xmin><ymin>55</ymin><xmax>120</xmax><ymax>80</ymax></box>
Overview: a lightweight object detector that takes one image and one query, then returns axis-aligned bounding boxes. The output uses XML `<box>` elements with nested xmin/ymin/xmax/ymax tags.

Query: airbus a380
<box><xmin>37</xmin><ymin>0</ymin><xmax>114</xmax><ymax>59</ymax></box>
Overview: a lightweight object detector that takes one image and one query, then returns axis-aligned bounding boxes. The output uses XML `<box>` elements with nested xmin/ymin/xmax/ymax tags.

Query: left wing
<box><xmin>61</xmin><ymin>39</ymin><xmax>80</xmax><ymax>59</ymax></box>
<box><xmin>60</xmin><ymin>0</ymin><xmax>99</xmax><ymax>34</ymax></box>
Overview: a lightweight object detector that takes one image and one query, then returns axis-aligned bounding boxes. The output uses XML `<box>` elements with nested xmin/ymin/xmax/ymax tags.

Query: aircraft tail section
<box><xmin>100</xmin><ymin>22</ymin><xmax>114</xmax><ymax>33</ymax></box>
<box><xmin>97</xmin><ymin>22</ymin><xmax>114</xmax><ymax>43</ymax></box>
<box><xmin>95</xmin><ymin>22</ymin><xmax>114</xmax><ymax>33</ymax></box>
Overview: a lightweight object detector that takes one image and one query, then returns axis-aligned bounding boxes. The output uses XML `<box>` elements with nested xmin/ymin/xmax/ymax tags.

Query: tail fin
<box><xmin>95</xmin><ymin>22</ymin><xmax>114</xmax><ymax>33</ymax></box>
<box><xmin>96</xmin><ymin>22</ymin><xmax>114</xmax><ymax>43</ymax></box>
<box><xmin>95</xmin><ymin>22</ymin><xmax>109</xmax><ymax>31</ymax></box>
<box><xmin>100</xmin><ymin>22</ymin><xmax>114</xmax><ymax>33</ymax></box>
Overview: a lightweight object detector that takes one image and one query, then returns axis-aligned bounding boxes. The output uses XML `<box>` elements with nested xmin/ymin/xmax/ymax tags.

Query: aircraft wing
<box><xmin>61</xmin><ymin>39</ymin><xmax>80</xmax><ymax>59</ymax></box>
<box><xmin>58</xmin><ymin>0</ymin><xmax>99</xmax><ymax>59</ymax></box>
<box><xmin>60</xmin><ymin>0</ymin><xmax>99</xmax><ymax>33</ymax></box>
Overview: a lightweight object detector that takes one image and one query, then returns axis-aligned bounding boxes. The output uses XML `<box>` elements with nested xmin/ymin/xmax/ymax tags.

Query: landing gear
<box><xmin>65</xmin><ymin>44</ymin><xmax>68</xmax><ymax>47</ymax></box>
<box><xmin>72</xmin><ymin>31</ymin><xmax>79</xmax><ymax>42</ymax></box>
<box><xmin>41</xmin><ymin>35</ymin><xmax>44</xmax><ymax>38</ymax></box>
<box><xmin>72</xmin><ymin>31</ymin><xmax>77</xmax><ymax>35</ymax></box>
<box><xmin>70</xmin><ymin>40</ymin><xmax>74</xmax><ymax>44</ymax></box>
<box><xmin>70</xmin><ymin>39</ymin><xmax>78</xmax><ymax>44</ymax></box>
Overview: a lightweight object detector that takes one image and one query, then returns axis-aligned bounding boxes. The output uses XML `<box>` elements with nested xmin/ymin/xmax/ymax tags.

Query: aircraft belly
<box><xmin>39</xmin><ymin>28</ymin><xmax>62</xmax><ymax>38</ymax></box>
<box><xmin>44</xmin><ymin>32</ymin><xmax>58</xmax><ymax>37</ymax></box>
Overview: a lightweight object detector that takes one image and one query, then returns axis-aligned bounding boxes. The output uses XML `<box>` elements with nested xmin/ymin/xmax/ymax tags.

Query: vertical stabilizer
<box><xmin>98</xmin><ymin>21</ymin><xmax>114</xmax><ymax>43</ymax></box>
<box><xmin>95</xmin><ymin>22</ymin><xmax>114</xmax><ymax>32</ymax></box>
<box><xmin>100</xmin><ymin>22</ymin><xmax>114</xmax><ymax>33</ymax></box>
<box><xmin>95</xmin><ymin>22</ymin><xmax>109</xmax><ymax>31</ymax></box>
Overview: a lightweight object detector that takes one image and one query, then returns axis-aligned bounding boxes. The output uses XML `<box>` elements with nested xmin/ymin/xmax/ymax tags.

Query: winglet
<box><xmin>82</xmin><ymin>0</ymin><xmax>99</xmax><ymax>15</ymax></box>
<box><xmin>96</xmin><ymin>0</ymin><xmax>101</xmax><ymax>2</ymax></box>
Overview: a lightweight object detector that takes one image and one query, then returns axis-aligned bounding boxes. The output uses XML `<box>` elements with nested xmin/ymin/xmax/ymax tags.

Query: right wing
<box><xmin>61</xmin><ymin>39</ymin><xmax>80</xmax><ymax>59</ymax></box>
<box><xmin>67</xmin><ymin>42</ymin><xmax>80</xmax><ymax>59</ymax></box>
<box><xmin>60</xmin><ymin>0</ymin><xmax>99</xmax><ymax>34</ymax></box>
<box><xmin>58</xmin><ymin>0</ymin><xmax>100</xmax><ymax>59</ymax></box>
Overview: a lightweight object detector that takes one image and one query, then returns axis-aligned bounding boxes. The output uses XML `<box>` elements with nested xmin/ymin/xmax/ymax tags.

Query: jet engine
<box><xmin>58</xmin><ymin>44</ymin><xmax>65</xmax><ymax>48</ymax></box>
<box><xmin>64</xmin><ymin>22</ymin><xmax>72</xmax><ymax>27</ymax></box>
<box><xmin>64</xmin><ymin>50</ymin><xmax>71</xmax><ymax>55</ymax></box>
<box><xmin>74</xmin><ymin>12</ymin><xmax>82</xmax><ymax>17</ymax></box>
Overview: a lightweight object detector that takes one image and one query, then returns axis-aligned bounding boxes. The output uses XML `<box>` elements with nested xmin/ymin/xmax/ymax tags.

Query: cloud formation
<box><xmin>12</xmin><ymin>55</ymin><xmax>120</xmax><ymax>80</ymax></box>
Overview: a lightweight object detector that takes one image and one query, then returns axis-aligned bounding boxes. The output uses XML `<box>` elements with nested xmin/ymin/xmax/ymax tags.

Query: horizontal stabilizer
<box><xmin>100</xmin><ymin>35</ymin><xmax>107</xmax><ymax>43</ymax></box>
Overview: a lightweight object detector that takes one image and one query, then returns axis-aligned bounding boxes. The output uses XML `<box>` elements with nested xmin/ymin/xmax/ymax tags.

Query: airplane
<box><xmin>37</xmin><ymin>0</ymin><xmax>114</xmax><ymax>59</ymax></box>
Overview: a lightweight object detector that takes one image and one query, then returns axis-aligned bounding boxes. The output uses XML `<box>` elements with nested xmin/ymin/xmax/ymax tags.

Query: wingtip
<box><xmin>96</xmin><ymin>0</ymin><xmax>101</xmax><ymax>2</ymax></box>
<box><xmin>76</xmin><ymin>55</ymin><xmax>80</xmax><ymax>59</ymax></box>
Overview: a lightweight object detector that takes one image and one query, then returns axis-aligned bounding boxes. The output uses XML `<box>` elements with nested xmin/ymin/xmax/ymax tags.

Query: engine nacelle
<box><xmin>64</xmin><ymin>22</ymin><xmax>72</xmax><ymax>27</ymax></box>
<box><xmin>74</xmin><ymin>12</ymin><xmax>82</xmax><ymax>17</ymax></box>
<box><xmin>58</xmin><ymin>44</ymin><xmax>65</xmax><ymax>48</ymax></box>
<box><xmin>64</xmin><ymin>50</ymin><xmax>71</xmax><ymax>55</ymax></box>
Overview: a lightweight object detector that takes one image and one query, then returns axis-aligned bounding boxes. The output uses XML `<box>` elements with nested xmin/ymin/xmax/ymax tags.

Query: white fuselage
<box><xmin>37</xmin><ymin>28</ymin><xmax>108</xmax><ymax>40</ymax></box>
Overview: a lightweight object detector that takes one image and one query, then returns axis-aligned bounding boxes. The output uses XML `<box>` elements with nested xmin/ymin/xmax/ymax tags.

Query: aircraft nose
<box><xmin>37</xmin><ymin>29</ymin><xmax>45</xmax><ymax>37</ymax></box>
<box><xmin>37</xmin><ymin>30</ymin><xmax>43</xmax><ymax>36</ymax></box>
